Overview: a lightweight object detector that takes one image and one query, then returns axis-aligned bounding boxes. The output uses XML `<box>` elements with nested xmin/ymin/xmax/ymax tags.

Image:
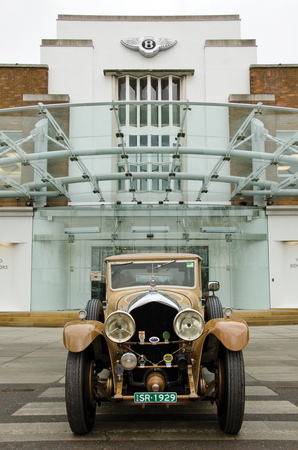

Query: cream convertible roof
<box><xmin>1</xmin><ymin>101</ymin><xmax>298</xmax><ymax>203</ymax></box>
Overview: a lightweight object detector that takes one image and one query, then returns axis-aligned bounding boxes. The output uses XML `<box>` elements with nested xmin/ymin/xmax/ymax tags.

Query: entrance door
<box><xmin>284</xmin><ymin>242</ymin><xmax>298</xmax><ymax>308</ymax></box>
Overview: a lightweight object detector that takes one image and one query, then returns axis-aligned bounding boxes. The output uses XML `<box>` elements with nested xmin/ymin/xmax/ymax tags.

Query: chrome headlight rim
<box><xmin>173</xmin><ymin>308</ymin><xmax>205</xmax><ymax>342</ymax></box>
<box><xmin>104</xmin><ymin>310</ymin><xmax>136</xmax><ymax>343</ymax></box>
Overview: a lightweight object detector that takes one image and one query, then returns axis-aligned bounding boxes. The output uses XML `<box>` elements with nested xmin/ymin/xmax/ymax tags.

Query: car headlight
<box><xmin>173</xmin><ymin>309</ymin><xmax>205</xmax><ymax>341</ymax></box>
<box><xmin>104</xmin><ymin>311</ymin><xmax>135</xmax><ymax>343</ymax></box>
<box><xmin>121</xmin><ymin>352</ymin><xmax>138</xmax><ymax>370</ymax></box>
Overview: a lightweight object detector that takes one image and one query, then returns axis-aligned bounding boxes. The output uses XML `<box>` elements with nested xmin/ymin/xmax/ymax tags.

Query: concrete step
<box><xmin>0</xmin><ymin>311</ymin><xmax>78</xmax><ymax>327</ymax></box>
<box><xmin>1</xmin><ymin>309</ymin><xmax>298</xmax><ymax>327</ymax></box>
<box><xmin>232</xmin><ymin>309</ymin><xmax>298</xmax><ymax>326</ymax></box>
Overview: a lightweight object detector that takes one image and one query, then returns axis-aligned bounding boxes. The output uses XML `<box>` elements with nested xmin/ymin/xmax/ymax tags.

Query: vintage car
<box><xmin>63</xmin><ymin>253</ymin><xmax>249</xmax><ymax>435</ymax></box>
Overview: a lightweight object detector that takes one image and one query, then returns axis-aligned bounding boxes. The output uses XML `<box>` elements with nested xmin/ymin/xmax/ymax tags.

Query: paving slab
<box><xmin>245</xmin><ymin>386</ymin><xmax>278</xmax><ymax>396</ymax></box>
<box><xmin>1</xmin><ymin>421</ymin><xmax>298</xmax><ymax>442</ymax></box>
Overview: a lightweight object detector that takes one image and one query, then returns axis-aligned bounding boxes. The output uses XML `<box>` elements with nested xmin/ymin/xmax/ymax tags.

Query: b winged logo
<box><xmin>121</xmin><ymin>36</ymin><xmax>177</xmax><ymax>58</ymax></box>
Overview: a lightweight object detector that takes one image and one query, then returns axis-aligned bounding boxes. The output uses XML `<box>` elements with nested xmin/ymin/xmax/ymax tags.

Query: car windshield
<box><xmin>110</xmin><ymin>260</ymin><xmax>196</xmax><ymax>290</ymax></box>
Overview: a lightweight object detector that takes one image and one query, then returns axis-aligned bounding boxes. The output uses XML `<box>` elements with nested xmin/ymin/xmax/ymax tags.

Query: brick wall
<box><xmin>230</xmin><ymin>66</ymin><xmax>298</xmax><ymax>205</ymax></box>
<box><xmin>0</xmin><ymin>65</ymin><xmax>48</xmax><ymax>109</ymax></box>
<box><xmin>0</xmin><ymin>65</ymin><xmax>69</xmax><ymax>207</ymax></box>
<box><xmin>250</xmin><ymin>65</ymin><xmax>298</xmax><ymax>108</ymax></box>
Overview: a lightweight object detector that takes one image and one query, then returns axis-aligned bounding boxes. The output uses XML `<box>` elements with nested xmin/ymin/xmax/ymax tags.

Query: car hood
<box><xmin>116</xmin><ymin>289</ymin><xmax>194</xmax><ymax>312</ymax></box>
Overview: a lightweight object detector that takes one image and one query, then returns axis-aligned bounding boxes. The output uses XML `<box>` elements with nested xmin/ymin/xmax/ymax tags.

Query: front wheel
<box><xmin>217</xmin><ymin>347</ymin><xmax>245</xmax><ymax>434</ymax></box>
<box><xmin>65</xmin><ymin>349</ymin><xmax>97</xmax><ymax>434</ymax></box>
<box><xmin>86</xmin><ymin>298</ymin><xmax>104</xmax><ymax>322</ymax></box>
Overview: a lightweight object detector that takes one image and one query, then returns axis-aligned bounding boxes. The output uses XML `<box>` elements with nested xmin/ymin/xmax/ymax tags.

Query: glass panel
<box><xmin>140</xmin><ymin>135</ymin><xmax>148</xmax><ymax>147</ymax></box>
<box><xmin>130</xmin><ymin>154</ymin><xmax>137</xmax><ymax>162</ymax></box>
<box><xmin>140</xmin><ymin>77</ymin><xmax>148</xmax><ymax>101</ymax></box>
<box><xmin>151</xmin><ymin>105</ymin><xmax>158</xmax><ymax>127</ymax></box>
<box><xmin>172</xmin><ymin>77</ymin><xmax>180</xmax><ymax>101</ymax></box>
<box><xmin>118</xmin><ymin>77</ymin><xmax>126</xmax><ymax>100</ymax></box>
<box><xmin>162</xmin><ymin>179</ymin><xmax>168</xmax><ymax>190</ymax></box>
<box><xmin>161</xmin><ymin>105</ymin><xmax>169</xmax><ymax>127</ymax></box>
<box><xmin>174</xmin><ymin>165</ymin><xmax>181</xmax><ymax>190</ymax></box>
<box><xmin>162</xmin><ymin>135</ymin><xmax>170</xmax><ymax>147</ymax></box>
<box><xmin>173</xmin><ymin>105</ymin><xmax>180</xmax><ymax>127</ymax></box>
<box><xmin>161</xmin><ymin>78</ymin><xmax>169</xmax><ymax>100</ymax></box>
<box><xmin>118</xmin><ymin>105</ymin><xmax>126</xmax><ymax>126</ymax></box>
<box><xmin>129</xmin><ymin>77</ymin><xmax>137</xmax><ymax>100</ymax></box>
<box><xmin>129</xmin><ymin>105</ymin><xmax>137</xmax><ymax>127</ymax></box>
<box><xmin>140</xmin><ymin>165</ymin><xmax>147</xmax><ymax>191</ymax></box>
<box><xmin>151</xmin><ymin>135</ymin><xmax>159</xmax><ymax>146</ymax></box>
<box><xmin>140</xmin><ymin>154</ymin><xmax>148</xmax><ymax>162</ymax></box>
<box><xmin>118</xmin><ymin>165</ymin><xmax>125</xmax><ymax>190</ymax></box>
<box><xmin>151</xmin><ymin>77</ymin><xmax>158</xmax><ymax>100</ymax></box>
<box><xmin>30</xmin><ymin>204</ymin><xmax>270</xmax><ymax>310</ymax></box>
<box><xmin>129</xmin><ymin>135</ymin><xmax>137</xmax><ymax>147</ymax></box>
<box><xmin>152</xmin><ymin>164</ymin><xmax>159</xmax><ymax>190</ymax></box>
<box><xmin>140</xmin><ymin>104</ymin><xmax>147</xmax><ymax>127</ymax></box>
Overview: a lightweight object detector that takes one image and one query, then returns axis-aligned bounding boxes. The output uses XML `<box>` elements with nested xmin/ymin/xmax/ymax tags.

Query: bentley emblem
<box><xmin>121</xmin><ymin>36</ymin><xmax>177</xmax><ymax>58</ymax></box>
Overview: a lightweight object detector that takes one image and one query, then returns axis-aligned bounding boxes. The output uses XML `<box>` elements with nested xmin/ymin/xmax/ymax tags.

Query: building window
<box><xmin>117</xmin><ymin>75</ymin><xmax>182</xmax><ymax>193</ymax></box>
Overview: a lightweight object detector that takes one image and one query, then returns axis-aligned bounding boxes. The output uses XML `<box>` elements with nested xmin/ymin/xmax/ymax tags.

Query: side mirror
<box><xmin>90</xmin><ymin>271</ymin><xmax>102</xmax><ymax>282</ymax></box>
<box><xmin>208</xmin><ymin>281</ymin><xmax>220</xmax><ymax>293</ymax></box>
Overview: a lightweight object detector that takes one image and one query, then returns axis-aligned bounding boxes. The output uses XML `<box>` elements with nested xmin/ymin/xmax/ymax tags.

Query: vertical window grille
<box><xmin>117</xmin><ymin>74</ymin><xmax>182</xmax><ymax>193</ymax></box>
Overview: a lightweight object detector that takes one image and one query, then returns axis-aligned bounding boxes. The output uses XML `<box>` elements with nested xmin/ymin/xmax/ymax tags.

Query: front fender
<box><xmin>205</xmin><ymin>318</ymin><xmax>249</xmax><ymax>351</ymax></box>
<box><xmin>192</xmin><ymin>318</ymin><xmax>249</xmax><ymax>390</ymax></box>
<box><xmin>63</xmin><ymin>320</ymin><xmax>105</xmax><ymax>352</ymax></box>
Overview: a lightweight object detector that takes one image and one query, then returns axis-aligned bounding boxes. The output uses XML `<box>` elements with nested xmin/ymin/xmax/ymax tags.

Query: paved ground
<box><xmin>0</xmin><ymin>325</ymin><xmax>298</xmax><ymax>449</ymax></box>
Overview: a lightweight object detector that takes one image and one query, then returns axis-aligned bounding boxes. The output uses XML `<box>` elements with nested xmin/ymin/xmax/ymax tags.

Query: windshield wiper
<box><xmin>154</xmin><ymin>260</ymin><xmax>176</xmax><ymax>271</ymax></box>
<box><xmin>113</xmin><ymin>261</ymin><xmax>133</xmax><ymax>266</ymax></box>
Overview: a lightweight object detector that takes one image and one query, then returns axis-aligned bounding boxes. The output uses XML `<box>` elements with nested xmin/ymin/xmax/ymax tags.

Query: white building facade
<box><xmin>1</xmin><ymin>15</ymin><xmax>297</xmax><ymax>312</ymax></box>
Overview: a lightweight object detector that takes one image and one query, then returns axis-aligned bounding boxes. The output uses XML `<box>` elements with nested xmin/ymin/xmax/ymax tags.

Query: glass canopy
<box><xmin>1</xmin><ymin>101</ymin><xmax>298</xmax><ymax>205</ymax></box>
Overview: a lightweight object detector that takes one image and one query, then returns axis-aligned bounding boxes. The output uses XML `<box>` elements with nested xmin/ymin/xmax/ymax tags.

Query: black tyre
<box><xmin>205</xmin><ymin>295</ymin><xmax>223</xmax><ymax>321</ymax></box>
<box><xmin>217</xmin><ymin>347</ymin><xmax>245</xmax><ymax>434</ymax></box>
<box><xmin>86</xmin><ymin>298</ymin><xmax>104</xmax><ymax>322</ymax></box>
<box><xmin>65</xmin><ymin>350</ymin><xmax>97</xmax><ymax>434</ymax></box>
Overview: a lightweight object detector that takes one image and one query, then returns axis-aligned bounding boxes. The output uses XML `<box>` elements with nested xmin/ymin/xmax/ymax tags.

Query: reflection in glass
<box><xmin>140</xmin><ymin>104</ymin><xmax>147</xmax><ymax>127</ymax></box>
<box><xmin>172</xmin><ymin>77</ymin><xmax>180</xmax><ymax>100</ymax></box>
<box><xmin>162</xmin><ymin>135</ymin><xmax>170</xmax><ymax>147</ymax></box>
<box><xmin>161</xmin><ymin>105</ymin><xmax>169</xmax><ymax>127</ymax></box>
<box><xmin>151</xmin><ymin>77</ymin><xmax>158</xmax><ymax>100</ymax></box>
<box><xmin>129</xmin><ymin>135</ymin><xmax>137</xmax><ymax>147</ymax></box>
<box><xmin>129</xmin><ymin>105</ymin><xmax>137</xmax><ymax>127</ymax></box>
<box><xmin>140</xmin><ymin>135</ymin><xmax>148</xmax><ymax>147</ymax></box>
<box><xmin>151</xmin><ymin>135</ymin><xmax>159</xmax><ymax>146</ymax></box>
<box><xmin>129</xmin><ymin>77</ymin><xmax>137</xmax><ymax>100</ymax></box>
<box><xmin>118</xmin><ymin>165</ymin><xmax>125</xmax><ymax>190</ymax></box>
<box><xmin>140</xmin><ymin>165</ymin><xmax>147</xmax><ymax>190</ymax></box>
<box><xmin>118</xmin><ymin>77</ymin><xmax>126</xmax><ymax>100</ymax></box>
<box><xmin>151</xmin><ymin>105</ymin><xmax>158</xmax><ymax>127</ymax></box>
<box><xmin>119</xmin><ymin>105</ymin><xmax>126</xmax><ymax>126</ymax></box>
<box><xmin>161</xmin><ymin>78</ymin><xmax>169</xmax><ymax>100</ymax></box>
<box><xmin>140</xmin><ymin>77</ymin><xmax>147</xmax><ymax>100</ymax></box>
<box><xmin>173</xmin><ymin>105</ymin><xmax>180</xmax><ymax>127</ymax></box>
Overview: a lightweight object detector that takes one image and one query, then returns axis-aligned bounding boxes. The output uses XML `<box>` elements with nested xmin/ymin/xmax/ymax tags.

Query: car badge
<box><xmin>163</xmin><ymin>331</ymin><xmax>170</xmax><ymax>343</ymax></box>
<box><xmin>121</xmin><ymin>36</ymin><xmax>177</xmax><ymax>58</ymax></box>
<box><xmin>163</xmin><ymin>353</ymin><xmax>173</xmax><ymax>367</ymax></box>
<box><xmin>139</xmin><ymin>331</ymin><xmax>145</xmax><ymax>345</ymax></box>
<box><xmin>149</xmin><ymin>336</ymin><xmax>160</xmax><ymax>345</ymax></box>
<box><xmin>138</xmin><ymin>355</ymin><xmax>147</xmax><ymax>368</ymax></box>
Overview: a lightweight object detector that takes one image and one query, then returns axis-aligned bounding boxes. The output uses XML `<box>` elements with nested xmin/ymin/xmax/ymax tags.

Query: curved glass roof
<box><xmin>1</xmin><ymin>100</ymin><xmax>298</xmax><ymax>205</ymax></box>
